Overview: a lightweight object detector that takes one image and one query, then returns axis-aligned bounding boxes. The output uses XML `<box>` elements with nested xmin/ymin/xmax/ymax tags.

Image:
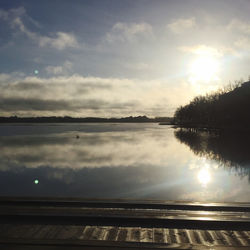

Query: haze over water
<box><xmin>0</xmin><ymin>123</ymin><xmax>249</xmax><ymax>202</ymax></box>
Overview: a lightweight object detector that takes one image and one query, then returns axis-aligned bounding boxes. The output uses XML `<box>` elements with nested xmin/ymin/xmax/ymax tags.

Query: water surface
<box><xmin>0</xmin><ymin>123</ymin><xmax>249</xmax><ymax>202</ymax></box>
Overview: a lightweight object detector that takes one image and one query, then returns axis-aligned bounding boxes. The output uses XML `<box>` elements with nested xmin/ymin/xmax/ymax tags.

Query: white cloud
<box><xmin>234</xmin><ymin>37</ymin><xmax>250</xmax><ymax>50</ymax></box>
<box><xmin>38</xmin><ymin>32</ymin><xmax>78</xmax><ymax>50</ymax></box>
<box><xmin>179</xmin><ymin>45</ymin><xmax>223</xmax><ymax>57</ymax></box>
<box><xmin>167</xmin><ymin>17</ymin><xmax>196</xmax><ymax>34</ymax></box>
<box><xmin>225</xmin><ymin>19</ymin><xmax>250</xmax><ymax>52</ymax></box>
<box><xmin>227</xmin><ymin>18</ymin><xmax>250</xmax><ymax>34</ymax></box>
<box><xmin>0</xmin><ymin>128</ymin><xmax>187</xmax><ymax>170</ymax></box>
<box><xmin>1</xmin><ymin>6</ymin><xmax>79</xmax><ymax>50</ymax></box>
<box><xmin>0</xmin><ymin>73</ymin><xmax>196</xmax><ymax>117</ymax></box>
<box><xmin>105</xmin><ymin>22</ymin><xmax>153</xmax><ymax>43</ymax></box>
<box><xmin>12</xmin><ymin>17</ymin><xmax>78</xmax><ymax>50</ymax></box>
<box><xmin>45</xmin><ymin>61</ymin><xmax>73</xmax><ymax>75</ymax></box>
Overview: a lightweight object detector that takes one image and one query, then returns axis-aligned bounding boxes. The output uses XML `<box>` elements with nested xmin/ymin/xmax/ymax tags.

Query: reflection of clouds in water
<box><xmin>0</xmin><ymin>124</ymin><xmax>249</xmax><ymax>202</ymax></box>
<box><xmin>0</xmin><ymin>129</ymin><xmax>191</xmax><ymax>170</ymax></box>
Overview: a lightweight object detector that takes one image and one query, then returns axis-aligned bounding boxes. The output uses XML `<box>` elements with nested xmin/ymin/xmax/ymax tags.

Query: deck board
<box><xmin>0</xmin><ymin>224</ymin><xmax>249</xmax><ymax>248</ymax></box>
<box><xmin>0</xmin><ymin>198</ymin><xmax>250</xmax><ymax>248</ymax></box>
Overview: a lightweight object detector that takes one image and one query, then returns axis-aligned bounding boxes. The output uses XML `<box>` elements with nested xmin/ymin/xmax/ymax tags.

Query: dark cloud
<box><xmin>0</xmin><ymin>97</ymin><xmax>71</xmax><ymax>111</ymax></box>
<box><xmin>0</xmin><ymin>96</ymin><xmax>137</xmax><ymax>112</ymax></box>
<box><xmin>11</xmin><ymin>82</ymin><xmax>46</xmax><ymax>91</ymax></box>
<box><xmin>0</xmin><ymin>74</ymin><xmax>178</xmax><ymax>116</ymax></box>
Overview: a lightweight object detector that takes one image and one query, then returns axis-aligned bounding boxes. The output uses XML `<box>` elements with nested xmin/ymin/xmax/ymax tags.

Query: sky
<box><xmin>1</xmin><ymin>0</ymin><xmax>250</xmax><ymax>117</ymax></box>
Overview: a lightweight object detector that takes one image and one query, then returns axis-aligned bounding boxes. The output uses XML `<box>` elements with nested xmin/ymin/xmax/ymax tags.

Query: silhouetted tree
<box><xmin>174</xmin><ymin>79</ymin><xmax>250</xmax><ymax>129</ymax></box>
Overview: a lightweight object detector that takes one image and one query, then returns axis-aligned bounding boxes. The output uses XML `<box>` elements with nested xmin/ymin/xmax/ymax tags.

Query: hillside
<box><xmin>174</xmin><ymin>81</ymin><xmax>250</xmax><ymax>130</ymax></box>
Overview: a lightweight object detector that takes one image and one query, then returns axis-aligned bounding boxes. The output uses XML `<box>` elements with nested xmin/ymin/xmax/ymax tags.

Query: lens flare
<box><xmin>34</xmin><ymin>179</ymin><xmax>39</xmax><ymax>184</ymax></box>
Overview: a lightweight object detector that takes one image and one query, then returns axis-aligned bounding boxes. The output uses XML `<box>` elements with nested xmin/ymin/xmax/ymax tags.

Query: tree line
<box><xmin>173</xmin><ymin>79</ymin><xmax>250</xmax><ymax>129</ymax></box>
<box><xmin>0</xmin><ymin>115</ymin><xmax>173</xmax><ymax>123</ymax></box>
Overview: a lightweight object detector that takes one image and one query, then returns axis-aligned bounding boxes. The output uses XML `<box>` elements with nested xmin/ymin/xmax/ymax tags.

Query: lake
<box><xmin>0</xmin><ymin>123</ymin><xmax>249</xmax><ymax>202</ymax></box>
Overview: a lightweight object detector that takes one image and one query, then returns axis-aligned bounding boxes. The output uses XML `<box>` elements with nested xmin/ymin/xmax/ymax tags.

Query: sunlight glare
<box><xmin>188</xmin><ymin>46</ymin><xmax>221</xmax><ymax>85</ymax></box>
<box><xmin>197</xmin><ymin>168</ymin><xmax>211</xmax><ymax>187</ymax></box>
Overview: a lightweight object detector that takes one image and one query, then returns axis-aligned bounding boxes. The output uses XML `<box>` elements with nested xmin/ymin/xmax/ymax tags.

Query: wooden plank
<box><xmin>2</xmin><ymin>206</ymin><xmax>250</xmax><ymax>231</ymax></box>
<box><xmin>202</xmin><ymin>230</ymin><xmax>214</xmax><ymax>245</ymax></box>
<box><xmin>186</xmin><ymin>230</ymin><xmax>198</xmax><ymax>244</ymax></box>
<box><xmin>140</xmin><ymin>228</ymin><xmax>153</xmax><ymax>243</ymax></box>
<box><xmin>177</xmin><ymin>229</ymin><xmax>190</xmax><ymax>243</ymax></box>
<box><xmin>220</xmin><ymin>231</ymin><xmax>236</xmax><ymax>246</ymax></box>
<box><xmin>229</xmin><ymin>231</ymin><xmax>245</xmax><ymax>246</ymax></box>
<box><xmin>168</xmin><ymin>228</ymin><xmax>180</xmax><ymax>243</ymax></box>
<box><xmin>79</xmin><ymin>226</ymin><xmax>95</xmax><ymax>240</ymax></box>
<box><xmin>2</xmin><ymin>204</ymin><xmax>250</xmax><ymax>221</ymax></box>
<box><xmin>97</xmin><ymin>227</ymin><xmax>110</xmax><ymax>241</ymax></box>
<box><xmin>241</xmin><ymin>231</ymin><xmax>250</xmax><ymax>245</ymax></box>
<box><xmin>193</xmin><ymin>230</ymin><xmax>202</xmax><ymax>244</ymax></box>
<box><xmin>100</xmin><ymin>226</ymin><xmax>111</xmax><ymax>241</ymax></box>
<box><xmin>153</xmin><ymin>228</ymin><xmax>164</xmax><ymax>243</ymax></box>
<box><xmin>196</xmin><ymin>230</ymin><xmax>209</xmax><ymax>245</ymax></box>
<box><xmin>1</xmin><ymin>237</ymin><xmax>250</xmax><ymax>250</ymax></box>
<box><xmin>1</xmin><ymin>197</ymin><xmax>249</xmax><ymax>212</ymax></box>
<box><xmin>88</xmin><ymin>227</ymin><xmax>106</xmax><ymax>241</ymax></box>
<box><xmin>0</xmin><ymin>224</ymin><xmax>41</xmax><ymax>239</ymax></box>
<box><xmin>105</xmin><ymin>227</ymin><xmax>118</xmax><ymax>241</ymax></box>
<box><xmin>55</xmin><ymin>225</ymin><xmax>84</xmax><ymax>240</ymax></box>
<box><xmin>32</xmin><ymin>225</ymin><xmax>51</xmax><ymax>239</ymax></box>
<box><xmin>209</xmin><ymin>230</ymin><xmax>224</xmax><ymax>245</ymax></box>
<box><xmin>163</xmin><ymin>229</ymin><xmax>171</xmax><ymax>243</ymax></box>
<box><xmin>128</xmin><ymin>227</ymin><xmax>140</xmax><ymax>242</ymax></box>
<box><xmin>116</xmin><ymin>227</ymin><xmax>128</xmax><ymax>242</ymax></box>
<box><xmin>1</xmin><ymin>223</ymin><xmax>250</xmax><ymax>247</ymax></box>
<box><xmin>214</xmin><ymin>231</ymin><xmax>230</xmax><ymax>246</ymax></box>
<box><xmin>41</xmin><ymin>225</ymin><xmax>62</xmax><ymax>239</ymax></box>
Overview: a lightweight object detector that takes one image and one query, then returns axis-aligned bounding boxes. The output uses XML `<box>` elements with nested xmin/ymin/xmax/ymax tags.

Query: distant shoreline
<box><xmin>0</xmin><ymin>116</ymin><xmax>173</xmax><ymax>124</ymax></box>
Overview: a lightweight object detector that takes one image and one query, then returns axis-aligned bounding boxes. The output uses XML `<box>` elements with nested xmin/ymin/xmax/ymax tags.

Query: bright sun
<box><xmin>188</xmin><ymin>47</ymin><xmax>220</xmax><ymax>84</ymax></box>
<box><xmin>197</xmin><ymin>168</ymin><xmax>211</xmax><ymax>187</ymax></box>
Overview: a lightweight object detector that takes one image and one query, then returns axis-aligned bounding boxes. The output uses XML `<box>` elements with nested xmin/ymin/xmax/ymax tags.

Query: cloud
<box><xmin>12</xmin><ymin>17</ymin><xmax>78</xmax><ymax>50</ymax></box>
<box><xmin>0</xmin><ymin>6</ymin><xmax>25</xmax><ymax>21</ymax></box>
<box><xmin>225</xmin><ymin>19</ymin><xmax>250</xmax><ymax>52</ymax></box>
<box><xmin>234</xmin><ymin>37</ymin><xmax>250</xmax><ymax>50</ymax></box>
<box><xmin>167</xmin><ymin>17</ymin><xmax>196</xmax><ymax>34</ymax></box>
<box><xmin>0</xmin><ymin>128</ymin><xmax>187</xmax><ymax>169</ymax></box>
<box><xmin>0</xmin><ymin>9</ymin><xmax>9</xmax><ymax>20</ymax></box>
<box><xmin>38</xmin><ymin>32</ymin><xmax>78</xmax><ymax>50</ymax></box>
<box><xmin>0</xmin><ymin>97</ymin><xmax>71</xmax><ymax>111</ymax></box>
<box><xmin>1</xmin><ymin>6</ymin><xmax>79</xmax><ymax>50</ymax></box>
<box><xmin>227</xmin><ymin>18</ymin><xmax>250</xmax><ymax>34</ymax></box>
<box><xmin>45</xmin><ymin>61</ymin><xmax>73</xmax><ymax>75</ymax></box>
<box><xmin>179</xmin><ymin>45</ymin><xmax>223</xmax><ymax>57</ymax></box>
<box><xmin>123</xmin><ymin>62</ymin><xmax>151</xmax><ymax>71</ymax></box>
<box><xmin>0</xmin><ymin>73</ymin><xmax>195</xmax><ymax>117</ymax></box>
<box><xmin>105</xmin><ymin>22</ymin><xmax>153</xmax><ymax>43</ymax></box>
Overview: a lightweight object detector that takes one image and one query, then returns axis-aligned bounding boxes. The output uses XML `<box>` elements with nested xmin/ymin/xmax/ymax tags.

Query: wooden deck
<box><xmin>0</xmin><ymin>198</ymin><xmax>249</xmax><ymax>249</ymax></box>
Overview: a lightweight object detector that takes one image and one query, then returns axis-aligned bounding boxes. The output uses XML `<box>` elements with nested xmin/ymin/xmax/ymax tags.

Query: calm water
<box><xmin>0</xmin><ymin>123</ymin><xmax>249</xmax><ymax>202</ymax></box>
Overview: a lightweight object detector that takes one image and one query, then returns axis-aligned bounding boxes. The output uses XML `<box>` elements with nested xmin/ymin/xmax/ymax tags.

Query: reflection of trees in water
<box><xmin>174</xmin><ymin>129</ymin><xmax>250</xmax><ymax>181</ymax></box>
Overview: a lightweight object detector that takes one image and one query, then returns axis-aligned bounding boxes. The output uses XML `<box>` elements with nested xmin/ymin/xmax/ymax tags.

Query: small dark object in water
<box><xmin>76</xmin><ymin>135</ymin><xmax>80</xmax><ymax>139</ymax></box>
